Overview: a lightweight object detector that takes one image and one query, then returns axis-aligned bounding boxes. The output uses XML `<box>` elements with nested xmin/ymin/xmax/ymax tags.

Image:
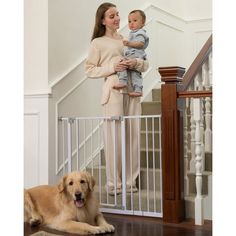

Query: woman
<box><xmin>85</xmin><ymin>2</ymin><xmax>148</xmax><ymax>195</ymax></box>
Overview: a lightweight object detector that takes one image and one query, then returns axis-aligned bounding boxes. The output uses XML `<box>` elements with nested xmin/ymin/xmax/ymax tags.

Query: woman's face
<box><xmin>102</xmin><ymin>7</ymin><xmax>120</xmax><ymax>31</ymax></box>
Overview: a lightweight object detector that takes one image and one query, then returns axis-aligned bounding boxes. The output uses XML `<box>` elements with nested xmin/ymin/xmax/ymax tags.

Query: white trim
<box><xmin>24</xmin><ymin>111</ymin><xmax>40</xmax><ymax>116</ymax></box>
<box><xmin>186</xmin><ymin>18</ymin><xmax>212</xmax><ymax>24</ymax></box>
<box><xmin>24</xmin><ymin>93</ymin><xmax>51</xmax><ymax>99</ymax></box>
<box><xmin>155</xmin><ymin>20</ymin><xmax>185</xmax><ymax>32</ymax></box>
<box><xmin>150</xmin><ymin>4</ymin><xmax>211</xmax><ymax>23</ymax></box>
<box><xmin>150</xmin><ymin>4</ymin><xmax>186</xmax><ymax>23</ymax></box>
<box><xmin>194</xmin><ymin>30</ymin><xmax>212</xmax><ymax>34</ymax></box>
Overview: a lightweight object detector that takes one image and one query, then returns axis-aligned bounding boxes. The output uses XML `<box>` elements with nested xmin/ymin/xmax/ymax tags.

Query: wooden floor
<box><xmin>24</xmin><ymin>213</ymin><xmax>212</xmax><ymax>236</ymax></box>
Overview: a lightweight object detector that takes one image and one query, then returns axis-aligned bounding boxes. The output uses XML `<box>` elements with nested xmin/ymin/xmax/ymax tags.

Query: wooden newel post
<box><xmin>158</xmin><ymin>66</ymin><xmax>185</xmax><ymax>223</ymax></box>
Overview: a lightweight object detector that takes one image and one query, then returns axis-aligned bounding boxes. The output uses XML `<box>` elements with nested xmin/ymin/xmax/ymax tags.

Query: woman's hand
<box><xmin>125</xmin><ymin>58</ymin><xmax>137</xmax><ymax>69</ymax></box>
<box><xmin>123</xmin><ymin>39</ymin><xmax>129</xmax><ymax>46</ymax></box>
<box><xmin>114</xmin><ymin>60</ymin><xmax>129</xmax><ymax>72</ymax></box>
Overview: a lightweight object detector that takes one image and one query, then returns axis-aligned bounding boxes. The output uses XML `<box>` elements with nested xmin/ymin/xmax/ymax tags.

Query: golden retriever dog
<box><xmin>24</xmin><ymin>171</ymin><xmax>115</xmax><ymax>235</ymax></box>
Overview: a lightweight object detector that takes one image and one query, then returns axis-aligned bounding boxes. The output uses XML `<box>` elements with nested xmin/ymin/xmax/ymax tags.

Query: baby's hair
<box><xmin>129</xmin><ymin>10</ymin><xmax>146</xmax><ymax>24</ymax></box>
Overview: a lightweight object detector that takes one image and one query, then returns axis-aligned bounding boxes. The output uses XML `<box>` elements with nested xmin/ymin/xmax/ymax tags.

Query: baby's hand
<box><xmin>123</xmin><ymin>39</ymin><xmax>129</xmax><ymax>46</ymax></box>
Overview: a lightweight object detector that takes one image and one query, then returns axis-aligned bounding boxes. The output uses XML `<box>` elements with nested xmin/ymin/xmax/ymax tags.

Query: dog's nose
<box><xmin>75</xmin><ymin>192</ymin><xmax>82</xmax><ymax>200</ymax></box>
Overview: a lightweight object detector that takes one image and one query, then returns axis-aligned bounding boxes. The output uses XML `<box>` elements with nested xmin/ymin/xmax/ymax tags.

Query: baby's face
<box><xmin>128</xmin><ymin>12</ymin><xmax>144</xmax><ymax>31</ymax></box>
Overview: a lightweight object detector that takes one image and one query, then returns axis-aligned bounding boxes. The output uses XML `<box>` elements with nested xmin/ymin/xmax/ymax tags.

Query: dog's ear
<box><xmin>57</xmin><ymin>175</ymin><xmax>67</xmax><ymax>193</ymax></box>
<box><xmin>84</xmin><ymin>171</ymin><xmax>95</xmax><ymax>191</ymax></box>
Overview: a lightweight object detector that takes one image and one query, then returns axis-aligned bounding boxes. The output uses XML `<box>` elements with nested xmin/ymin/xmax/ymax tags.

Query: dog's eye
<box><xmin>69</xmin><ymin>181</ymin><xmax>73</xmax><ymax>186</ymax></box>
<box><xmin>80</xmin><ymin>180</ymin><xmax>85</xmax><ymax>184</ymax></box>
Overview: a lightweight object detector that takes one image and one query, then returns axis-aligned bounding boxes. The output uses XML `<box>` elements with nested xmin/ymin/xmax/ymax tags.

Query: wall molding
<box><xmin>155</xmin><ymin>20</ymin><xmax>185</xmax><ymax>32</ymax></box>
<box><xmin>150</xmin><ymin>4</ymin><xmax>186</xmax><ymax>23</ymax></box>
<box><xmin>24</xmin><ymin>111</ymin><xmax>40</xmax><ymax>116</ymax></box>
<box><xmin>194</xmin><ymin>30</ymin><xmax>212</xmax><ymax>34</ymax></box>
<box><xmin>150</xmin><ymin>4</ymin><xmax>211</xmax><ymax>23</ymax></box>
<box><xmin>24</xmin><ymin>94</ymin><xmax>51</xmax><ymax>99</ymax></box>
<box><xmin>186</xmin><ymin>18</ymin><xmax>212</xmax><ymax>24</ymax></box>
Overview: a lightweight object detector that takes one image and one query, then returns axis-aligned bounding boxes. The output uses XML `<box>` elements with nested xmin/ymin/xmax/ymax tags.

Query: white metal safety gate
<box><xmin>58</xmin><ymin>115</ymin><xmax>162</xmax><ymax>217</ymax></box>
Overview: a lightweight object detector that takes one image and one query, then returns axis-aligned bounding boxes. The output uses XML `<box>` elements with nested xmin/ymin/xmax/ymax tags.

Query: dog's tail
<box><xmin>24</xmin><ymin>189</ymin><xmax>43</xmax><ymax>226</ymax></box>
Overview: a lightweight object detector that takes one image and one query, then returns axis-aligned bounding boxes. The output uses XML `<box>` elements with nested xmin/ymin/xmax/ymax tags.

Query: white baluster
<box><xmin>200</xmin><ymin>68</ymin><xmax>206</xmax><ymax>171</ymax></box>
<box><xmin>208</xmin><ymin>52</ymin><xmax>213</xmax><ymax>86</ymax></box>
<box><xmin>204</xmin><ymin>98</ymin><xmax>212</xmax><ymax>153</ymax></box>
<box><xmin>204</xmin><ymin>57</ymin><xmax>212</xmax><ymax>153</ymax></box>
<box><xmin>197</xmin><ymin>68</ymin><xmax>203</xmax><ymax>91</ymax></box>
<box><xmin>193</xmin><ymin>98</ymin><xmax>204</xmax><ymax>225</ymax></box>
<box><xmin>184</xmin><ymin>98</ymin><xmax>190</xmax><ymax>195</ymax></box>
<box><xmin>190</xmin><ymin>97</ymin><xmax>196</xmax><ymax>172</ymax></box>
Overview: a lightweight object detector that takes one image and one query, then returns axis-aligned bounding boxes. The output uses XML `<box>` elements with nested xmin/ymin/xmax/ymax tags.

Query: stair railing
<box><xmin>158</xmin><ymin>35</ymin><xmax>212</xmax><ymax>224</ymax></box>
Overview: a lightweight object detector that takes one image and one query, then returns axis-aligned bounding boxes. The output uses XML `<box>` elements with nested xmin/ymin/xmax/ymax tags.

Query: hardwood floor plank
<box><xmin>24</xmin><ymin>213</ymin><xmax>212</xmax><ymax>236</ymax></box>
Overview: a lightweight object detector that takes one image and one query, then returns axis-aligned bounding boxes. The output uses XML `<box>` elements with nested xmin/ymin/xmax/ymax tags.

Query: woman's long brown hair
<box><xmin>91</xmin><ymin>2</ymin><xmax>116</xmax><ymax>41</ymax></box>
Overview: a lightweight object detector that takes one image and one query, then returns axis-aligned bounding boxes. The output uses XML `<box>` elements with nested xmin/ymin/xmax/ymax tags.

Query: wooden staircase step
<box><xmin>141</xmin><ymin>101</ymin><xmax>161</xmax><ymax>115</ymax></box>
<box><xmin>140</xmin><ymin>118</ymin><xmax>160</xmax><ymax>131</ymax></box>
<box><xmin>152</xmin><ymin>89</ymin><xmax>161</xmax><ymax>102</ymax></box>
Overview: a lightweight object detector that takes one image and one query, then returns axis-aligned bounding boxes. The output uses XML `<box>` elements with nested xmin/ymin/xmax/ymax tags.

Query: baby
<box><xmin>113</xmin><ymin>10</ymin><xmax>149</xmax><ymax>97</ymax></box>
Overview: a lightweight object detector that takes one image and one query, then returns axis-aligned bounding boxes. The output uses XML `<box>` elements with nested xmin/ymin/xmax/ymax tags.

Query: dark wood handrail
<box><xmin>181</xmin><ymin>35</ymin><xmax>212</xmax><ymax>92</ymax></box>
<box><xmin>178</xmin><ymin>90</ymin><xmax>212</xmax><ymax>98</ymax></box>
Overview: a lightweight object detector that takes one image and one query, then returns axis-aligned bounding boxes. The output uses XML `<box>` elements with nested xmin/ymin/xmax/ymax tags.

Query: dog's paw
<box><xmin>86</xmin><ymin>226</ymin><xmax>106</xmax><ymax>235</ymax></box>
<box><xmin>101</xmin><ymin>223</ymin><xmax>115</xmax><ymax>233</ymax></box>
<box><xmin>29</xmin><ymin>214</ymin><xmax>43</xmax><ymax>227</ymax></box>
<box><xmin>29</xmin><ymin>218</ymin><xmax>41</xmax><ymax>227</ymax></box>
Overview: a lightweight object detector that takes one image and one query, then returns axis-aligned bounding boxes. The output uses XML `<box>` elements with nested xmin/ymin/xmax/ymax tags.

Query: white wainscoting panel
<box><xmin>24</xmin><ymin>95</ymin><xmax>49</xmax><ymax>187</ymax></box>
<box><xmin>24</xmin><ymin>112</ymin><xmax>39</xmax><ymax>188</ymax></box>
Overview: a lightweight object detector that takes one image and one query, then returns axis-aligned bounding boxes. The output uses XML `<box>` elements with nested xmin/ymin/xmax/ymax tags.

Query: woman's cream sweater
<box><xmin>85</xmin><ymin>36</ymin><xmax>148</xmax><ymax>104</ymax></box>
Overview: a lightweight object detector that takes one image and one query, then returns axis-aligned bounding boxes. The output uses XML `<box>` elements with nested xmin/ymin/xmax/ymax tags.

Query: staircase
<box><xmin>142</xmin><ymin>88</ymin><xmax>212</xmax><ymax>220</ymax></box>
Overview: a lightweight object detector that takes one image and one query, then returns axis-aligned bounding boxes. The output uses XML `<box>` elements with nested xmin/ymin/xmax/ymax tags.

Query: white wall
<box><xmin>183</xmin><ymin>0</ymin><xmax>212</xmax><ymax>20</ymax></box>
<box><xmin>24</xmin><ymin>0</ymin><xmax>49</xmax><ymax>94</ymax></box>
